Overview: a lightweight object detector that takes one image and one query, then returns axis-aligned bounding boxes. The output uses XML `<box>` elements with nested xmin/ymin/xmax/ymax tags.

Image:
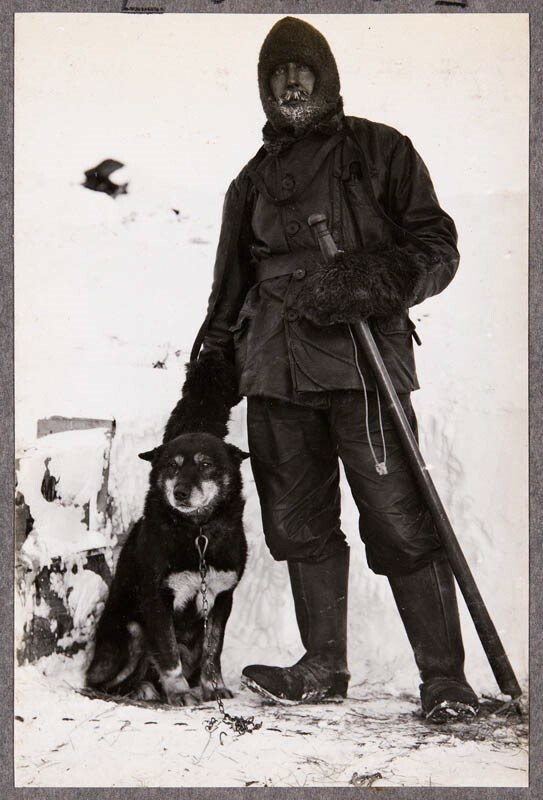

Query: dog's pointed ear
<box><xmin>138</xmin><ymin>446</ymin><xmax>162</xmax><ymax>463</ymax></box>
<box><xmin>225</xmin><ymin>443</ymin><xmax>250</xmax><ymax>464</ymax></box>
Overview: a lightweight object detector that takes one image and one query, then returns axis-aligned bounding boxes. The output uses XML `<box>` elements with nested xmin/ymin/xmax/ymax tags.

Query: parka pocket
<box><xmin>375</xmin><ymin>313</ymin><xmax>413</xmax><ymax>334</ymax></box>
<box><xmin>342</xmin><ymin>161</ymin><xmax>388</xmax><ymax>249</ymax></box>
<box><xmin>375</xmin><ymin>314</ymin><xmax>421</xmax><ymax>345</ymax></box>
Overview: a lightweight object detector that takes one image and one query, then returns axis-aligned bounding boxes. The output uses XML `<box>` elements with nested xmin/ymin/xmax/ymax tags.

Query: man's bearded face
<box><xmin>270</xmin><ymin>62</ymin><xmax>316</xmax><ymax>104</ymax></box>
<box><xmin>268</xmin><ymin>62</ymin><xmax>320</xmax><ymax>132</ymax></box>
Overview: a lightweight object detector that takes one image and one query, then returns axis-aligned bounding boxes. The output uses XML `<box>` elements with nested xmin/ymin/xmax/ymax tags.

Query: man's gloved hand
<box><xmin>295</xmin><ymin>248</ymin><xmax>427</xmax><ymax>327</ymax></box>
<box><xmin>163</xmin><ymin>350</ymin><xmax>241</xmax><ymax>442</ymax></box>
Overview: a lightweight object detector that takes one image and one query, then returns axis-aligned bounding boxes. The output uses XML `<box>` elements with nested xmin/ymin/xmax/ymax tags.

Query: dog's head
<box><xmin>139</xmin><ymin>433</ymin><xmax>249</xmax><ymax>520</ymax></box>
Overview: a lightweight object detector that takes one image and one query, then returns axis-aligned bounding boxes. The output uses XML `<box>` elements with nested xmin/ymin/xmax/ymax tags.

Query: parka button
<box><xmin>286</xmin><ymin>309</ymin><xmax>298</xmax><ymax>322</ymax></box>
<box><xmin>293</xmin><ymin>268</ymin><xmax>306</xmax><ymax>280</ymax></box>
<box><xmin>282</xmin><ymin>174</ymin><xmax>295</xmax><ymax>191</ymax></box>
<box><xmin>286</xmin><ymin>220</ymin><xmax>300</xmax><ymax>235</ymax></box>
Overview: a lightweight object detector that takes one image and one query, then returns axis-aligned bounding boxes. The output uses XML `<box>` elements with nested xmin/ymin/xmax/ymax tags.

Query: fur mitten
<box><xmin>163</xmin><ymin>350</ymin><xmax>241</xmax><ymax>442</ymax></box>
<box><xmin>296</xmin><ymin>248</ymin><xmax>427</xmax><ymax>326</ymax></box>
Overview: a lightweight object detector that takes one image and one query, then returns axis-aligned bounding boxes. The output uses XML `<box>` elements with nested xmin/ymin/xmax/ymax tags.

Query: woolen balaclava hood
<box><xmin>258</xmin><ymin>17</ymin><xmax>343</xmax><ymax>139</ymax></box>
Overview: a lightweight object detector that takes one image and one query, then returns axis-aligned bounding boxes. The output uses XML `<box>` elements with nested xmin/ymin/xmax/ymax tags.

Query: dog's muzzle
<box><xmin>165</xmin><ymin>478</ymin><xmax>220</xmax><ymax>514</ymax></box>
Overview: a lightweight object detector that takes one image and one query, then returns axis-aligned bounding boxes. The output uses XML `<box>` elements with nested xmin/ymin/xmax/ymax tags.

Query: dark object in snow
<box><xmin>86</xmin><ymin>432</ymin><xmax>248</xmax><ymax>707</ymax></box>
<box><xmin>15</xmin><ymin>489</ymin><xmax>34</xmax><ymax>548</ymax></box>
<box><xmin>41</xmin><ymin>457</ymin><xmax>59</xmax><ymax>502</ymax></box>
<box><xmin>172</xmin><ymin>208</ymin><xmax>180</xmax><ymax>215</ymax></box>
<box><xmin>349</xmin><ymin>772</ymin><xmax>382</xmax><ymax>787</ymax></box>
<box><xmin>163</xmin><ymin>351</ymin><xmax>240</xmax><ymax>442</ymax></box>
<box><xmin>36</xmin><ymin>416</ymin><xmax>116</xmax><ymax>529</ymax></box>
<box><xmin>16</xmin><ymin>551</ymin><xmax>113</xmax><ymax>664</ymax></box>
<box><xmin>17</xmin><ymin>419</ymin><xmax>116</xmax><ymax>664</ymax></box>
<box><xmin>18</xmin><ymin>562</ymin><xmax>79</xmax><ymax>663</ymax></box>
<box><xmin>204</xmin><ymin>711</ymin><xmax>261</xmax><ymax>737</ymax></box>
<box><xmin>152</xmin><ymin>359</ymin><xmax>166</xmax><ymax>369</ymax></box>
<box><xmin>82</xmin><ymin>159</ymin><xmax>128</xmax><ymax>198</ymax></box>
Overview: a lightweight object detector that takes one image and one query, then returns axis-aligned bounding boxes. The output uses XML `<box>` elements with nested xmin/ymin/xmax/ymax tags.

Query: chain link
<box><xmin>195</xmin><ymin>531</ymin><xmax>261</xmax><ymax>739</ymax></box>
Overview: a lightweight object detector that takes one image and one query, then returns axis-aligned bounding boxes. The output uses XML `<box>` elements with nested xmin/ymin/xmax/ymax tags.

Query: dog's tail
<box><xmin>86</xmin><ymin>621</ymin><xmax>146</xmax><ymax>692</ymax></box>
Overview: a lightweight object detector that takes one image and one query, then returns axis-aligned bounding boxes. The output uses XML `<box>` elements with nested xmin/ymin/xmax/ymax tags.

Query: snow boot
<box><xmin>241</xmin><ymin>549</ymin><xmax>350</xmax><ymax>703</ymax></box>
<box><xmin>388</xmin><ymin>557</ymin><xmax>479</xmax><ymax>723</ymax></box>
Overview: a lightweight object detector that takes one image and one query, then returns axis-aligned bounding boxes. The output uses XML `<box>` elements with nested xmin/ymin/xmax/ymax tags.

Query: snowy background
<box><xmin>14</xmin><ymin>12</ymin><xmax>528</xmax><ymax>787</ymax></box>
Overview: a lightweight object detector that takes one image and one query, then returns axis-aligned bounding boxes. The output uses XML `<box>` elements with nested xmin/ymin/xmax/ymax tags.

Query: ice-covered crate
<box><xmin>15</xmin><ymin>418</ymin><xmax>116</xmax><ymax>663</ymax></box>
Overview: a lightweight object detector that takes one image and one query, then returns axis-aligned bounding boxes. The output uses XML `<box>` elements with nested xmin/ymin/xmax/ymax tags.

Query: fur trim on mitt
<box><xmin>296</xmin><ymin>248</ymin><xmax>427</xmax><ymax>326</ymax></box>
<box><xmin>162</xmin><ymin>351</ymin><xmax>240</xmax><ymax>442</ymax></box>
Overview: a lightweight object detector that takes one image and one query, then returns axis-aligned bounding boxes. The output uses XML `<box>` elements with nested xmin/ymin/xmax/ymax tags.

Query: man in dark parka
<box><xmin>167</xmin><ymin>16</ymin><xmax>479</xmax><ymax>722</ymax></box>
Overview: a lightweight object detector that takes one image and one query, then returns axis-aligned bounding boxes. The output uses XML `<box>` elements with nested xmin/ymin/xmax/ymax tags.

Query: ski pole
<box><xmin>307</xmin><ymin>212</ymin><xmax>522</xmax><ymax>699</ymax></box>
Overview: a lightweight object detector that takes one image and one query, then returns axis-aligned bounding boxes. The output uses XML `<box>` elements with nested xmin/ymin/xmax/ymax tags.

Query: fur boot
<box><xmin>242</xmin><ymin>550</ymin><xmax>350</xmax><ymax>703</ymax></box>
<box><xmin>389</xmin><ymin>558</ymin><xmax>479</xmax><ymax>723</ymax></box>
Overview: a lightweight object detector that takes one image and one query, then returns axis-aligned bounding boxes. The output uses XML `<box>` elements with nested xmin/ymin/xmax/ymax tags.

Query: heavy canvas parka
<box><xmin>191</xmin><ymin>115</ymin><xmax>460</xmax><ymax>402</ymax></box>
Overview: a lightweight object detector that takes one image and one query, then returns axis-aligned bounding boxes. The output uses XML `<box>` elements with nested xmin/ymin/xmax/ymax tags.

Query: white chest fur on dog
<box><xmin>166</xmin><ymin>569</ymin><xmax>238</xmax><ymax>616</ymax></box>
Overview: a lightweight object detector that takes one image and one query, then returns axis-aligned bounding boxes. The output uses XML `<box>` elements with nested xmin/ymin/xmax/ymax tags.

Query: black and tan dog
<box><xmin>86</xmin><ymin>432</ymin><xmax>248</xmax><ymax>705</ymax></box>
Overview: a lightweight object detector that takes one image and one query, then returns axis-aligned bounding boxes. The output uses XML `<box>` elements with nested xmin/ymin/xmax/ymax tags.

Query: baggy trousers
<box><xmin>247</xmin><ymin>391</ymin><xmax>444</xmax><ymax>576</ymax></box>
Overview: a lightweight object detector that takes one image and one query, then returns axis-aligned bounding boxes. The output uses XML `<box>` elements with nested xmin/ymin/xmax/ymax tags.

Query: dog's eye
<box><xmin>200</xmin><ymin>461</ymin><xmax>213</xmax><ymax>470</ymax></box>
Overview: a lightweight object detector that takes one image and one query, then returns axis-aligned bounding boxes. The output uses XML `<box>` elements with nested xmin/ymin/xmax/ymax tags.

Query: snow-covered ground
<box><xmin>14</xmin><ymin>13</ymin><xmax>529</xmax><ymax>788</ymax></box>
<box><xmin>15</xmin><ymin>652</ymin><xmax>527</xmax><ymax>788</ymax></box>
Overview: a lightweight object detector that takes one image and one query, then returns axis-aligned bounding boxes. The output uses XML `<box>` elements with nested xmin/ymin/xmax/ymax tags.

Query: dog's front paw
<box><xmin>167</xmin><ymin>689</ymin><xmax>200</xmax><ymax>707</ymax></box>
<box><xmin>215</xmin><ymin>686</ymin><xmax>234</xmax><ymax>700</ymax></box>
<box><xmin>130</xmin><ymin>681</ymin><xmax>161</xmax><ymax>702</ymax></box>
<box><xmin>160</xmin><ymin>665</ymin><xmax>198</xmax><ymax>706</ymax></box>
<box><xmin>201</xmin><ymin>680</ymin><xmax>234</xmax><ymax>702</ymax></box>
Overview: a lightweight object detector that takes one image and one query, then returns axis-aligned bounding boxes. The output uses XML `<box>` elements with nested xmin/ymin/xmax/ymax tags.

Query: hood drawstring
<box><xmin>348</xmin><ymin>325</ymin><xmax>388</xmax><ymax>477</ymax></box>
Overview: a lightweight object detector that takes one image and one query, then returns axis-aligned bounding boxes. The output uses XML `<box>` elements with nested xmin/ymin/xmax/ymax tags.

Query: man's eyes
<box><xmin>273</xmin><ymin>64</ymin><xmax>312</xmax><ymax>75</ymax></box>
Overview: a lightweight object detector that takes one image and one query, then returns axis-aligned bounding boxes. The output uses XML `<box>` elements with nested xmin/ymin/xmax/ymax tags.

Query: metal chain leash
<box><xmin>195</xmin><ymin>532</ymin><xmax>261</xmax><ymax>739</ymax></box>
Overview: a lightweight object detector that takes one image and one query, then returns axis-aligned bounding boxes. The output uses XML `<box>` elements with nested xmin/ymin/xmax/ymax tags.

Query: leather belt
<box><xmin>254</xmin><ymin>252</ymin><xmax>323</xmax><ymax>283</ymax></box>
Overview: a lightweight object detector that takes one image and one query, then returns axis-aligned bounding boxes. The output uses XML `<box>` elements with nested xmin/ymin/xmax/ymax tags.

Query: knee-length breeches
<box><xmin>247</xmin><ymin>392</ymin><xmax>443</xmax><ymax>576</ymax></box>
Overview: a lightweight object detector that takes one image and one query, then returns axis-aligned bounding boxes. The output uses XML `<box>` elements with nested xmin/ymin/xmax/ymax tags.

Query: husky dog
<box><xmin>86</xmin><ymin>432</ymin><xmax>248</xmax><ymax>705</ymax></box>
